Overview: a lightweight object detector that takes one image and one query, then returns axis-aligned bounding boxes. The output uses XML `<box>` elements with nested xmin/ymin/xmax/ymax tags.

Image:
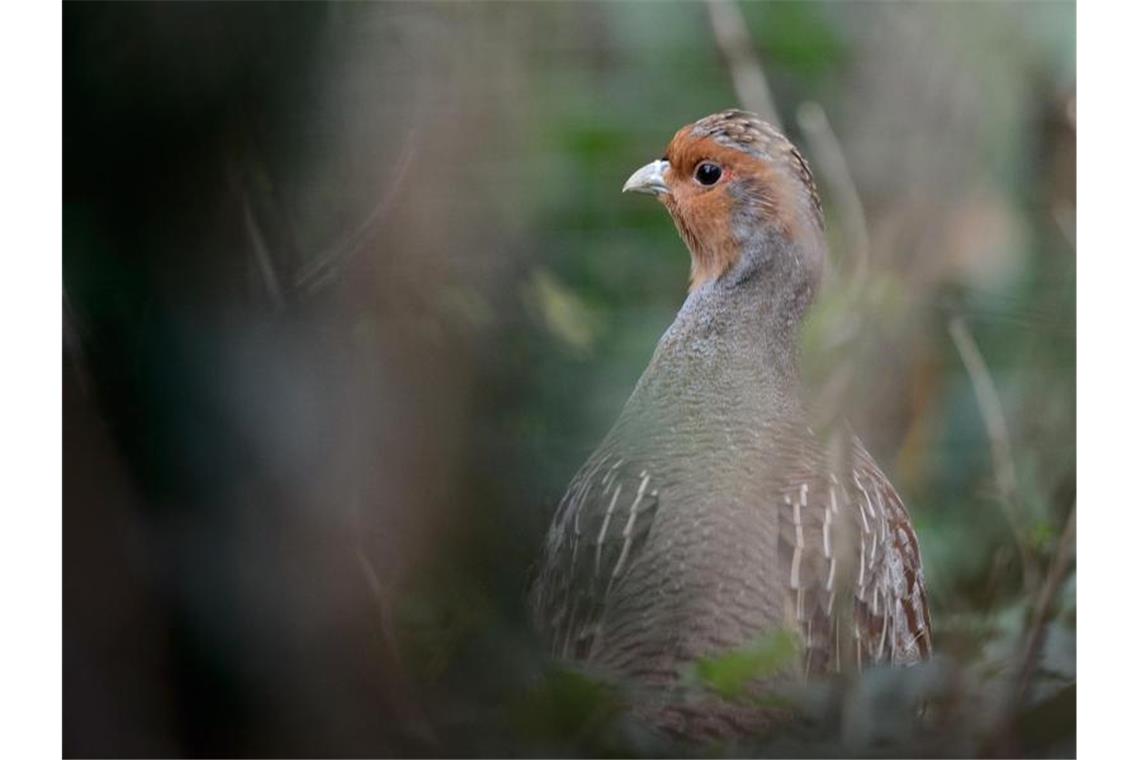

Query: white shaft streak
<box><xmin>825</xmin><ymin>481</ymin><xmax>838</xmax><ymax>602</ymax></box>
<box><xmin>853</xmin><ymin>471</ymin><xmax>873</xmax><ymax>534</ymax></box>
<box><xmin>877</xmin><ymin>603</ymin><xmax>891</xmax><ymax>659</ymax></box>
<box><xmin>609</xmin><ymin>472</ymin><xmax>651</xmax><ymax>586</ymax></box>
<box><xmin>790</xmin><ymin>485</ymin><xmax>809</xmax><ymax>621</ymax></box>
<box><xmin>594</xmin><ymin>484</ymin><xmax>623</xmax><ymax>575</ymax></box>
<box><xmin>823</xmin><ymin>490</ymin><xmax>834</xmax><ymax>559</ymax></box>
<box><xmin>601</xmin><ymin>458</ymin><xmax>623</xmax><ymax>492</ymax></box>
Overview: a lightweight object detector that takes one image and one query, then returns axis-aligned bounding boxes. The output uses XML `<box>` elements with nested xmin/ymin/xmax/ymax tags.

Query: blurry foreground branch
<box><xmin>796</xmin><ymin>102</ymin><xmax>870</xmax><ymax>285</ymax></box>
<box><xmin>704</xmin><ymin>0</ymin><xmax>782</xmax><ymax>130</ymax></box>
<box><xmin>705</xmin><ymin>1</ymin><xmax>873</xmax><ymax>446</ymax></box>
<box><xmin>243</xmin><ymin>195</ymin><xmax>286</xmax><ymax>309</ymax></box>
<box><xmin>294</xmin><ymin>127</ymin><xmax>418</xmax><ymax>295</ymax></box>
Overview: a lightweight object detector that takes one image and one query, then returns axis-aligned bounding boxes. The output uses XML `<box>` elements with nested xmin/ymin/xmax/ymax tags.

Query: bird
<box><xmin>530</xmin><ymin>110</ymin><xmax>932</xmax><ymax>740</ymax></box>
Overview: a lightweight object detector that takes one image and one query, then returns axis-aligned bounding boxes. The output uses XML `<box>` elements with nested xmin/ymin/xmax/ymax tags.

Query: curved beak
<box><xmin>622</xmin><ymin>159</ymin><xmax>670</xmax><ymax>197</ymax></box>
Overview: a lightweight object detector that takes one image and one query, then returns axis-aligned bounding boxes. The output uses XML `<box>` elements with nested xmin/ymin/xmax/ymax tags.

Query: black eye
<box><xmin>695</xmin><ymin>162</ymin><xmax>722</xmax><ymax>186</ymax></box>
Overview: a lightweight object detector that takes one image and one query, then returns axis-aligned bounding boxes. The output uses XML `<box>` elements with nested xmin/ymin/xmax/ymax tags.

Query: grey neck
<box><xmin>621</xmin><ymin>230</ymin><xmax>819</xmax><ymax>435</ymax></box>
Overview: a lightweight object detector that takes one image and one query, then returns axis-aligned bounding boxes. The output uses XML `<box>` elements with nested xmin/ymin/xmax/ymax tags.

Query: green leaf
<box><xmin>691</xmin><ymin>629</ymin><xmax>802</xmax><ymax>700</ymax></box>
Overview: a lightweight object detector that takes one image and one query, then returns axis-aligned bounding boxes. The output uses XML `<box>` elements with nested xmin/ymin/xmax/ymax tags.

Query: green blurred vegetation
<box><xmin>689</xmin><ymin>630</ymin><xmax>802</xmax><ymax>702</ymax></box>
<box><xmin>65</xmin><ymin>1</ymin><xmax>1074</xmax><ymax>756</ymax></box>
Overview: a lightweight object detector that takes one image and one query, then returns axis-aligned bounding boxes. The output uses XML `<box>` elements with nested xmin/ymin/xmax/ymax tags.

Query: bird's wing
<box><xmin>531</xmin><ymin>449</ymin><xmax>661</xmax><ymax>662</ymax></box>
<box><xmin>849</xmin><ymin>442</ymin><xmax>933</xmax><ymax>667</ymax></box>
<box><xmin>777</xmin><ymin>438</ymin><xmax>932</xmax><ymax>675</ymax></box>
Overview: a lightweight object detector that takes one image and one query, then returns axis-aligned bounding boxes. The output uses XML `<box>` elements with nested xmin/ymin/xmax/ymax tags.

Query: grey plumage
<box><xmin>530</xmin><ymin>111</ymin><xmax>931</xmax><ymax>739</ymax></box>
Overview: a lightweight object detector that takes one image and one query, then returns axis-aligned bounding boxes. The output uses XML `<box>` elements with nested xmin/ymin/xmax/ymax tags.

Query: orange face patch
<box><xmin>662</xmin><ymin>127</ymin><xmax>805</xmax><ymax>290</ymax></box>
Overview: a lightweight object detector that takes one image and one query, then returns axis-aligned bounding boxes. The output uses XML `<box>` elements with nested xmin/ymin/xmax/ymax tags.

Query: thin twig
<box><xmin>1051</xmin><ymin>202</ymin><xmax>1076</xmax><ymax>251</ymax></box>
<box><xmin>796</xmin><ymin>101</ymin><xmax>870</xmax><ymax>285</ymax></box>
<box><xmin>1013</xmin><ymin>501</ymin><xmax>1075</xmax><ymax>707</ymax></box>
<box><xmin>948</xmin><ymin>316</ymin><xmax>1036</xmax><ymax>590</ymax></box>
<box><xmin>702</xmin><ymin>3</ymin><xmax>879</xmax><ymax>433</ymax></box>
<box><xmin>704</xmin><ymin>0</ymin><xmax>783</xmax><ymax>130</ymax></box>
<box><xmin>791</xmin><ymin>101</ymin><xmax>872</xmax><ymax>435</ymax></box>
<box><xmin>294</xmin><ymin>129</ymin><xmax>418</xmax><ymax>295</ymax></box>
<box><xmin>793</xmin><ymin>102</ymin><xmax>872</xmax><ymax>438</ymax></box>
<box><xmin>350</xmin><ymin>493</ymin><xmax>440</xmax><ymax>747</ymax></box>
<box><xmin>947</xmin><ymin>317</ymin><xmax>1018</xmax><ymax>508</ymax></box>
<box><xmin>354</xmin><ymin>534</ymin><xmax>401</xmax><ymax>663</ymax></box>
<box><xmin>63</xmin><ymin>288</ymin><xmax>92</xmax><ymax>398</ymax></box>
<box><xmin>243</xmin><ymin>195</ymin><xmax>285</xmax><ymax>309</ymax></box>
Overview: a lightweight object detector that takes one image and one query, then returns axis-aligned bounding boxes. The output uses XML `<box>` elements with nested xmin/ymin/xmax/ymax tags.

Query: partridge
<box><xmin>530</xmin><ymin>110</ymin><xmax>932</xmax><ymax>738</ymax></box>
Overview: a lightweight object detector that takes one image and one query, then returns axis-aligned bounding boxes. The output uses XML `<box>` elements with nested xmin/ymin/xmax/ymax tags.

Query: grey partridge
<box><xmin>530</xmin><ymin>110</ymin><xmax>932</xmax><ymax>738</ymax></box>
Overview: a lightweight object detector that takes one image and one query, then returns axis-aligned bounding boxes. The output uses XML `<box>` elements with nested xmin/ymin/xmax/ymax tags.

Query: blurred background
<box><xmin>63</xmin><ymin>1</ymin><xmax>1074</xmax><ymax>756</ymax></box>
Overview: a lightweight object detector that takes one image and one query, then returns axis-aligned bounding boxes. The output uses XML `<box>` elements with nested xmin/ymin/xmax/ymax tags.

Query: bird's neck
<box><xmin>626</xmin><ymin>231</ymin><xmax>819</xmax><ymax>429</ymax></box>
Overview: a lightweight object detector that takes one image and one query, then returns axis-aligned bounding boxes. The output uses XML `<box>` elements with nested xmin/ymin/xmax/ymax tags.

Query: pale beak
<box><xmin>622</xmin><ymin>159</ymin><xmax>670</xmax><ymax>197</ymax></box>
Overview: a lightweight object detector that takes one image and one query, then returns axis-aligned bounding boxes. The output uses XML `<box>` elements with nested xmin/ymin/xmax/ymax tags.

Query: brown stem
<box><xmin>1013</xmin><ymin>502</ymin><xmax>1076</xmax><ymax>707</ymax></box>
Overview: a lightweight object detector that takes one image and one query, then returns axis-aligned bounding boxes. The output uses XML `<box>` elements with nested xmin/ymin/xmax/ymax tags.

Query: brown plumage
<box><xmin>530</xmin><ymin>110</ymin><xmax>931</xmax><ymax>740</ymax></box>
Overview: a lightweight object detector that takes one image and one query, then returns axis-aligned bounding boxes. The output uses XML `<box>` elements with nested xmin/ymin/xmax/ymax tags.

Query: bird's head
<box><xmin>623</xmin><ymin>110</ymin><xmax>825</xmax><ymax>292</ymax></box>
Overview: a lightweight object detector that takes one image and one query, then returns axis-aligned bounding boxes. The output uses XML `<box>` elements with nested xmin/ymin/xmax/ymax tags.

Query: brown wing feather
<box><xmin>850</xmin><ymin>441</ymin><xmax>933</xmax><ymax>665</ymax></box>
<box><xmin>537</xmin><ymin>433</ymin><xmax>931</xmax><ymax>680</ymax></box>
<box><xmin>777</xmin><ymin>436</ymin><xmax>932</xmax><ymax>675</ymax></box>
<box><xmin>530</xmin><ymin>450</ymin><xmax>661</xmax><ymax>662</ymax></box>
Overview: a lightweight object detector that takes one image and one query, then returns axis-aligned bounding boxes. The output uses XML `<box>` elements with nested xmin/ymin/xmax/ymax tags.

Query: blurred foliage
<box><xmin>64</xmin><ymin>1</ymin><xmax>1074</xmax><ymax>757</ymax></box>
<box><xmin>689</xmin><ymin>630</ymin><xmax>802</xmax><ymax>702</ymax></box>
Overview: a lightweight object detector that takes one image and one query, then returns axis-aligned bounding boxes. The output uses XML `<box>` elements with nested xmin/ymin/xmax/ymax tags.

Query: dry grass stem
<box><xmin>949</xmin><ymin>316</ymin><xmax>1036</xmax><ymax>590</ymax></box>
<box><xmin>704</xmin><ymin>0</ymin><xmax>783</xmax><ymax>131</ymax></box>
<box><xmin>796</xmin><ymin>101</ymin><xmax>871</xmax><ymax>284</ymax></box>
<box><xmin>243</xmin><ymin>195</ymin><xmax>285</xmax><ymax>309</ymax></box>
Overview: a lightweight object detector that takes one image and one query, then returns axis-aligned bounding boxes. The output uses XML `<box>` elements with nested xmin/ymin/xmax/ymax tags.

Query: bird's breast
<box><xmin>588</xmin><ymin>423</ymin><xmax>797</xmax><ymax>676</ymax></box>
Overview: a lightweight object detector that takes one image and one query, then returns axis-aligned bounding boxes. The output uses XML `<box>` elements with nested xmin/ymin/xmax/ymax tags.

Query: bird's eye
<box><xmin>694</xmin><ymin>162</ymin><xmax>722</xmax><ymax>186</ymax></box>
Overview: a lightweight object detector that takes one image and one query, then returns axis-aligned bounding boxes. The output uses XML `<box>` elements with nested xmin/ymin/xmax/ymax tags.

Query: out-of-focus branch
<box><xmin>703</xmin><ymin>0</ymin><xmax>782</xmax><ymax>130</ymax></box>
<box><xmin>948</xmin><ymin>316</ymin><xmax>1018</xmax><ymax>509</ymax></box>
<box><xmin>353</xmin><ymin>528</ymin><xmax>400</xmax><ymax>671</ymax></box>
<box><xmin>63</xmin><ymin>288</ymin><xmax>92</xmax><ymax>398</ymax></box>
<box><xmin>702</xmin><ymin>1</ymin><xmax>876</xmax><ymax>450</ymax></box>
<box><xmin>1052</xmin><ymin>203</ymin><xmax>1076</xmax><ymax>251</ymax></box>
<box><xmin>790</xmin><ymin>104</ymin><xmax>873</xmax><ymax>435</ymax></box>
<box><xmin>1013</xmin><ymin>501</ymin><xmax>1075</xmax><ymax>707</ymax></box>
<box><xmin>350</xmin><ymin>492</ymin><xmax>440</xmax><ymax>748</ymax></box>
<box><xmin>294</xmin><ymin>127</ymin><xmax>418</xmax><ymax>295</ymax></box>
<box><xmin>949</xmin><ymin>316</ymin><xmax>1036</xmax><ymax>590</ymax></box>
<box><xmin>243</xmin><ymin>195</ymin><xmax>286</xmax><ymax>310</ymax></box>
<box><xmin>796</xmin><ymin>101</ymin><xmax>870</xmax><ymax>284</ymax></box>
<box><xmin>988</xmin><ymin>499</ymin><xmax>1074</xmax><ymax>755</ymax></box>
